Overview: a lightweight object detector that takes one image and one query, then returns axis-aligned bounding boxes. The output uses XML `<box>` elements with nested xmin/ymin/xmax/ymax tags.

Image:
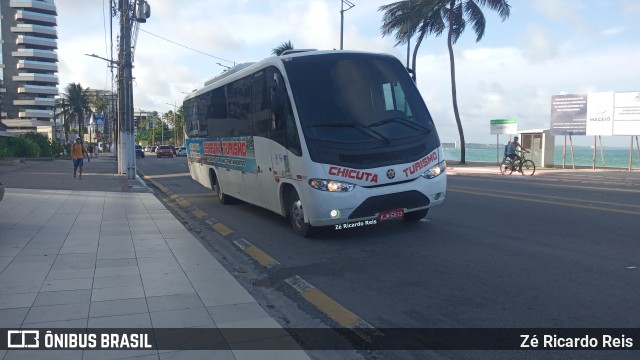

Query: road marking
<box><xmin>449</xmin><ymin>188</ymin><xmax>640</xmax><ymax>216</ymax></box>
<box><xmin>233</xmin><ymin>238</ymin><xmax>280</xmax><ymax>268</ymax></box>
<box><xmin>191</xmin><ymin>208</ymin><xmax>207</xmax><ymax>219</ymax></box>
<box><xmin>169</xmin><ymin>194</ymin><xmax>179</xmax><ymax>200</ymax></box>
<box><xmin>143</xmin><ymin>173</ymin><xmax>191</xmax><ymax>179</ymax></box>
<box><xmin>284</xmin><ymin>275</ymin><xmax>375</xmax><ymax>330</ymax></box>
<box><xmin>212</xmin><ymin>223</ymin><xmax>233</xmax><ymax>236</ymax></box>
<box><xmin>205</xmin><ymin>218</ymin><xmax>218</xmax><ymax>226</ymax></box>
<box><xmin>454</xmin><ymin>176</ymin><xmax>640</xmax><ymax>193</ymax></box>
<box><xmin>177</xmin><ymin>199</ymin><xmax>191</xmax><ymax>208</ymax></box>
<box><xmin>449</xmin><ymin>185</ymin><xmax>640</xmax><ymax>209</ymax></box>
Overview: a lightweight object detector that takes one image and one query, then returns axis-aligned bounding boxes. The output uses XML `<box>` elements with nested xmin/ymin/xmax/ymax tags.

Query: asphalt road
<box><xmin>137</xmin><ymin>155</ymin><xmax>640</xmax><ymax>359</ymax></box>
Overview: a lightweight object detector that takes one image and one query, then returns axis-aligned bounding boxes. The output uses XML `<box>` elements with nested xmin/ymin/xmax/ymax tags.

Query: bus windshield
<box><xmin>283</xmin><ymin>53</ymin><xmax>435</xmax><ymax>143</ymax></box>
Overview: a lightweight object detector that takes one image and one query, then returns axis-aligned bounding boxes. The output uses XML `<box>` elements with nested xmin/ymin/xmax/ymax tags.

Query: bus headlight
<box><xmin>421</xmin><ymin>160</ymin><xmax>446</xmax><ymax>179</ymax></box>
<box><xmin>308</xmin><ymin>179</ymin><xmax>356</xmax><ymax>192</ymax></box>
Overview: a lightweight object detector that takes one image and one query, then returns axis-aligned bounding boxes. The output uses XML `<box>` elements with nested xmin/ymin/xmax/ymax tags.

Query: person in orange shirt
<box><xmin>71</xmin><ymin>136</ymin><xmax>89</xmax><ymax>179</ymax></box>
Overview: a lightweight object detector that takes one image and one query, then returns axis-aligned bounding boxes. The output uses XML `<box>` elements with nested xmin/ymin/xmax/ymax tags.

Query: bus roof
<box><xmin>183</xmin><ymin>50</ymin><xmax>397</xmax><ymax>102</ymax></box>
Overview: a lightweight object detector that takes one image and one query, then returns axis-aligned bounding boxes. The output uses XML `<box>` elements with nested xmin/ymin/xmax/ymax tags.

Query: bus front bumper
<box><xmin>303</xmin><ymin>173</ymin><xmax>447</xmax><ymax>227</ymax></box>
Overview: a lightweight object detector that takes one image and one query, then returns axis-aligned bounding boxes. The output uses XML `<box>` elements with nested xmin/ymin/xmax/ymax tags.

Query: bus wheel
<box><xmin>211</xmin><ymin>171</ymin><xmax>229</xmax><ymax>205</ymax></box>
<box><xmin>288</xmin><ymin>191</ymin><xmax>312</xmax><ymax>237</ymax></box>
<box><xmin>403</xmin><ymin>208</ymin><xmax>429</xmax><ymax>221</ymax></box>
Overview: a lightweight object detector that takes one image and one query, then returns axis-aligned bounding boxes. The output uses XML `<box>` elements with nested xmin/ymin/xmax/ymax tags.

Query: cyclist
<box><xmin>506</xmin><ymin>136</ymin><xmax>527</xmax><ymax>169</ymax></box>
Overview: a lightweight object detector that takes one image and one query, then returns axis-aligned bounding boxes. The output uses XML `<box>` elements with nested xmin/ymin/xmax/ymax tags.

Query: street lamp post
<box><xmin>85</xmin><ymin>53</ymin><xmax>125</xmax><ymax>173</ymax></box>
<box><xmin>340</xmin><ymin>0</ymin><xmax>355</xmax><ymax>50</ymax></box>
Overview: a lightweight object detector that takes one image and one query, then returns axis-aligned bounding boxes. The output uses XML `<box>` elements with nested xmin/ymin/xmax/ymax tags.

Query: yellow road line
<box><xmin>177</xmin><ymin>199</ymin><xmax>191</xmax><ymax>207</ymax></box>
<box><xmin>154</xmin><ymin>182</ymin><xmax>170</xmax><ymax>194</ymax></box>
<box><xmin>284</xmin><ymin>275</ymin><xmax>373</xmax><ymax>330</ymax></box>
<box><xmin>244</xmin><ymin>245</ymin><xmax>279</xmax><ymax>267</ymax></box>
<box><xmin>191</xmin><ymin>208</ymin><xmax>207</xmax><ymax>219</ymax></box>
<box><xmin>302</xmin><ymin>288</ymin><xmax>361</xmax><ymax>328</ymax></box>
<box><xmin>449</xmin><ymin>185</ymin><xmax>640</xmax><ymax>209</ymax></box>
<box><xmin>449</xmin><ymin>188</ymin><xmax>640</xmax><ymax>216</ymax></box>
<box><xmin>169</xmin><ymin>194</ymin><xmax>179</xmax><ymax>200</ymax></box>
<box><xmin>212</xmin><ymin>223</ymin><xmax>233</xmax><ymax>236</ymax></box>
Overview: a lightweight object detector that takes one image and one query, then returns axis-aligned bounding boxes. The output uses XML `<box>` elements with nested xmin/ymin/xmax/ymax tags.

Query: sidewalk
<box><xmin>445</xmin><ymin>161</ymin><xmax>640</xmax><ymax>185</ymax></box>
<box><xmin>0</xmin><ymin>157</ymin><xmax>309</xmax><ymax>360</ymax></box>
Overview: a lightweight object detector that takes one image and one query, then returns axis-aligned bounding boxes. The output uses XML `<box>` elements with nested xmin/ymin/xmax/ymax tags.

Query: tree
<box><xmin>55</xmin><ymin>97</ymin><xmax>72</xmax><ymax>142</ymax></box>
<box><xmin>271</xmin><ymin>40</ymin><xmax>294</xmax><ymax>56</ymax></box>
<box><xmin>62</xmin><ymin>83</ymin><xmax>92</xmax><ymax>138</ymax></box>
<box><xmin>380</xmin><ymin>0</ymin><xmax>444</xmax><ymax>82</ymax></box>
<box><xmin>379</xmin><ymin>0</ymin><xmax>511</xmax><ymax>164</ymax></box>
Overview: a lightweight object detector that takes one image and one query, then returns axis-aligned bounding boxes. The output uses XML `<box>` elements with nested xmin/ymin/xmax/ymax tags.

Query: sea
<box><xmin>443</xmin><ymin>147</ymin><xmax>640</xmax><ymax>169</ymax></box>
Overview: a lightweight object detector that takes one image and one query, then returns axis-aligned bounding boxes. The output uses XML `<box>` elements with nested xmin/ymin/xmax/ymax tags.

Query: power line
<box><xmin>138</xmin><ymin>28</ymin><xmax>235</xmax><ymax>64</ymax></box>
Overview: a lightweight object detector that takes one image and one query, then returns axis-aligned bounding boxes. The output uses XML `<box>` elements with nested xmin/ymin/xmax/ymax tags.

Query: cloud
<box><xmin>601</xmin><ymin>27</ymin><xmax>624</xmax><ymax>36</ymax></box>
<box><xmin>521</xmin><ymin>24</ymin><xmax>558</xmax><ymax>62</ymax></box>
<box><xmin>414</xmin><ymin>45</ymin><xmax>640</xmax><ymax>144</ymax></box>
<box><xmin>531</xmin><ymin>0</ymin><xmax>592</xmax><ymax>32</ymax></box>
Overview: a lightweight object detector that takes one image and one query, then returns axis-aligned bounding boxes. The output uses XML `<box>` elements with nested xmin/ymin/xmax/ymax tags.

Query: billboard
<box><xmin>613</xmin><ymin>91</ymin><xmax>640</xmax><ymax>135</ymax></box>
<box><xmin>550</xmin><ymin>94</ymin><xmax>587</xmax><ymax>135</ymax></box>
<box><xmin>551</xmin><ymin>92</ymin><xmax>640</xmax><ymax>136</ymax></box>
<box><xmin>585</xmin><ymin>92</ymin><xmax>614</xmax><ymax>136</ymax></box>
<box><xmin>490</xmin><ymin>119</ymin><xmax>517</xmax><ymax>135</ymax></box>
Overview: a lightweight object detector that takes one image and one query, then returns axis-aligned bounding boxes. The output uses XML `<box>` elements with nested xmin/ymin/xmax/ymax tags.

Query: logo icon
<box><xmin>386</xmin><ymin>169</ymin><xmax>395</xmax><ymax>179</ymax></box>
<box><xmin>7</xmin><ymin>330</ymin><xmax>39</xmax><ymax>348</ymax></box>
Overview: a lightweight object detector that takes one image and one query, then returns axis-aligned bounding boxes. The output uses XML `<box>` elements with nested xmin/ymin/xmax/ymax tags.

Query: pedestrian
<box><xmin>87</xmin><ymin>143</ymin><xmax>94</xmax><ymax>158</ymax></box>
<box><xmin>71</xmin><ymin>136</ymin><xmax>89</xmax><ymax>179</ymax></box>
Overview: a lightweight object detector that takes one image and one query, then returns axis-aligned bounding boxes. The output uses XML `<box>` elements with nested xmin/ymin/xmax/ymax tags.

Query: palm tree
<box><xmin>379</xmin><ymin>0</ymin><xmax>511</xmax><ymax>164</ymax></box>
<box><xmin>380</xmin><ymin>0</ymin><xmax>445</xmax><ymax>82</ymax></box>
<box><xmin>55</xmin><ymin>98</ymin><xmax>71</xmax><ymax>142</ymax></box>
<box><xmin>62</xmin><ymin>83</ymin><xmax>92</xmax><ymax>138</ymax></box>
<box><xmin>271</xmin><ymin>40</ymin><xmax>294</xmax><ymax>56</ymax></box>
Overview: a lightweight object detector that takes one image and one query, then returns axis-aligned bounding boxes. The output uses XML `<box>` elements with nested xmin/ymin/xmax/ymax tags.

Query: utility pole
<box><xmin>117</xmin><ymin>0</ymin><xmax>150</xmax><ymax>180</ymax></box>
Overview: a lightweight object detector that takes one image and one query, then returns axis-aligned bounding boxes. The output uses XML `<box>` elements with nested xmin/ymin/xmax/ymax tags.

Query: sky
<box><xmin>56</xmin><ymin>0</ymin><xmax>640</xmax><ymax>147</ymax></box>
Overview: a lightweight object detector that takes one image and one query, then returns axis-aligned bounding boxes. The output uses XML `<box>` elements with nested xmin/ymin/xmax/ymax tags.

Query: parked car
<box><xmin>150</xmin><ymin>146</ymin><xmax>157</xmax><ymax>153</ymax></box>
<box><xmin>169</xmin><ymin>145</ymin><xmax>176</xmax><ymax>155</ymax></box>
<box><xmin>0</xmin><ymin>178</ymin><xmax>4</xmax><ymax>202</ymax></box>
<box><xmin>176</xmin><ymin>146</ymin><xmax>187</xmax><ymax>157</ymax></box>
<box><xmin>144</xmin><ymin>146</ymin><xmax>151</xmax><ymax>152</ymax></box>
<box><xmin>135</xmin><ymin>145</ymin><xmax>145</xmax><ymax>158</ymax></box>
<box><xmin>156</xmin><ymin>145</ymin><xmax>173</xmax><ymax>158</ymax></box>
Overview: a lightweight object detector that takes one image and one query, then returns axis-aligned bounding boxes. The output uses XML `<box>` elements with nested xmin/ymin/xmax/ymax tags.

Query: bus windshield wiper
<box><xmin>367</xmin><ymin>116</ymin><xmax>431</xmax><ymax>133</ymax></box>
<box><xmin>308</xmin><ymin>122</ymin><xmax>391</xmax><ymax>144</ymax></box>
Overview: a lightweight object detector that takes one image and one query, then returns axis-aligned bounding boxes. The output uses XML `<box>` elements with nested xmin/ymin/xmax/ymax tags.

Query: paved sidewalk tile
<box><xmin>92</xmin><ymin>274</ymin><xmax>142</xmax><ymax>289</ymax></box>
<box><xmin>40</xmin><ymin>278</ymin><xmax>93</xmax><ymax>292</ymax></box>
<box><xmin>0</xmin><ymin>293</ymin><xmax>37</xmax><ymax>310</ymax></box>
<box><xmin>0</xmin><ymin>307</ymin><xmax>30</xmax><ymax>327</ymax></box>
<box><xmin>88</xmin><ymin>312</ymin><xmax>152</xmax><ymax>328</ymax></box>
<box><xmin>0</xmin><ymin>280</ymin><xmax>42</xmax><ymax>295</ymax></box>
<box><xmin>23</xmin><ymin>303</ymin><xmax>90</xmax><ymax>323</ymax></box>
<box><xmin>149</xmin><ymin>308</ymin><xmax>216</xmax><ymax>328</ymax></box>
<box><xmin>146</xmin><ymin>293</ymin><xmax>205</xmax><ymax>313</ymax></box>
<box><xmin>32</xmin><ymin>289</ymin><xmax>91</xmax><ymax>306</ymax></box>
<box><xmin>91</xmin><ymin>285</ymin><xmax>145</xmax><ymax>302</ymax></box>
<box><xmin>89</xmin><ymin>298</ymin><xmax>149</xmax><ymax>318</ymax></box>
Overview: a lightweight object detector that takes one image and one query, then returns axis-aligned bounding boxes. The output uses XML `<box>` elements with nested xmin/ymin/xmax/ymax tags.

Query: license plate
<box><xmin>378</xmin><ymin>208</ymin><xmax>404</xmax><ymax>221</ymax></box>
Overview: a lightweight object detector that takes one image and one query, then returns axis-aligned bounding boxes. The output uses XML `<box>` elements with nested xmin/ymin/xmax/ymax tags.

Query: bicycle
<box><xmin>500</xmin><ymin>150</ymin><xmax>536</xmax><ymax>176</ymax></box>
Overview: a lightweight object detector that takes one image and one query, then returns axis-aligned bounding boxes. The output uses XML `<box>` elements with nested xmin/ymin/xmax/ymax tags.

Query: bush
<box><xmin>0</xmin><ymin>138</ymin><xmax>8</xmax><ymax>160</ymax></box>
<box><xmin>10</xmin><ymin>137</ymin><xmax>40</xmax><ymax>157</ymax></box>
<box><xmin>51</xmin><ymin>141</ymin><xmax>65</xmax><ymax>157</ymax></box>
<box><xmin>20</xmin><ymin>132</ymin><xmax>52</xmax><ymax>157</ymax></box>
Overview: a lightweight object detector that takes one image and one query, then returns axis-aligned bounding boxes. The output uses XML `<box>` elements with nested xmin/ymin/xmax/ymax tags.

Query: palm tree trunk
<box><xmin>448</xmin><ymin>0</ymin><xmax>465</xmax><ymax>164</ymax></box>
<box><xmin>411</xmin><ymin>32</ymin><xmax>425</xmax><ymax>82</ymax></box>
